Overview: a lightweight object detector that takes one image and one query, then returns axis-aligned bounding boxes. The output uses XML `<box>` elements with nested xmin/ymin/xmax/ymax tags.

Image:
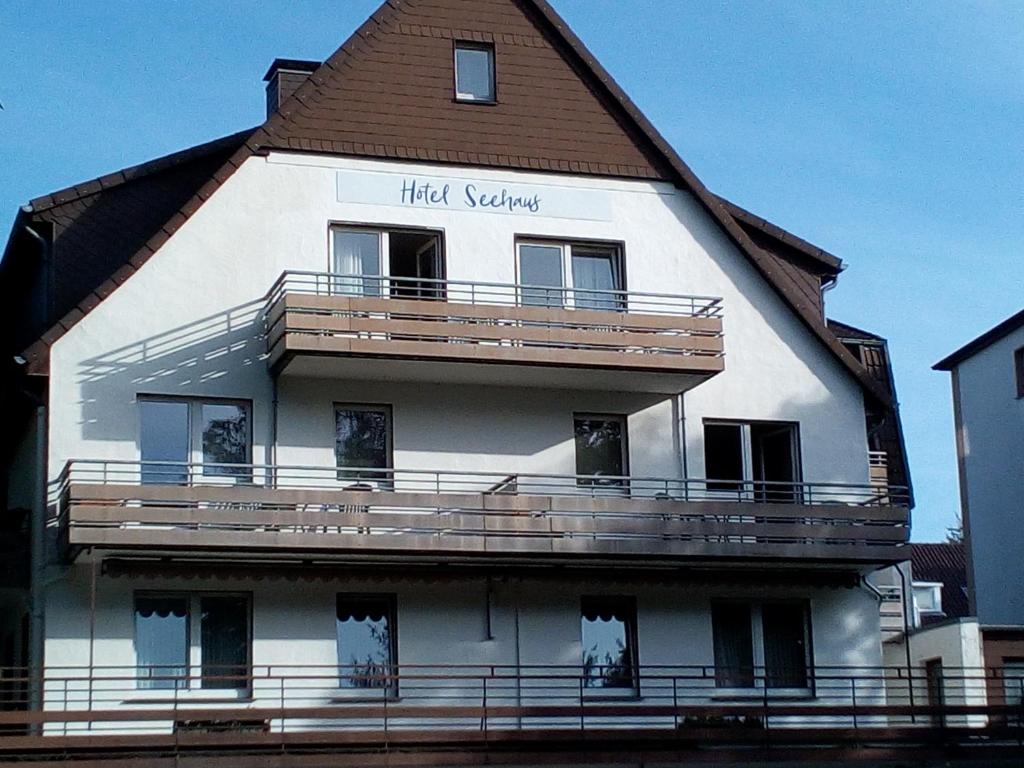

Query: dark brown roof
<box><xmin>911</xmin><ymin>542</ymin><xmax>970</xmax><ymax>623</ymax></box>
<box><xmin>934</xmin><ymin>307</ymin><xmax>1024</xmax><ymax>370</ymax></box>
<box><xmin>6</xmin><ymin>0</ymin><xmax>890</xmax><ymax>408</ymax></box>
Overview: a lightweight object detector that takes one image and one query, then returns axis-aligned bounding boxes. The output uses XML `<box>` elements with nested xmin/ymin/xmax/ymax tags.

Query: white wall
<box><xmin>46</xmin><ymin>153</ymin><xmax>869</xmax><ymax>489</ymax></box>
<box><xmin>43</xmin><ymin>566</ymin><xmax>883</xmax><ymax>714</ymax></box>
<box><xmin>952</xmin><ymin>326</ymin><xmax>1024</xmax><ymax>625</ymax></box>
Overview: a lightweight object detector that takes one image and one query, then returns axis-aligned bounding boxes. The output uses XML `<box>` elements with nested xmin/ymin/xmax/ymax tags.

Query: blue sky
<box><xmin>2</xmin><ymin>1</ymin><xmax>1021</xmax><ymax>541</ymax></box>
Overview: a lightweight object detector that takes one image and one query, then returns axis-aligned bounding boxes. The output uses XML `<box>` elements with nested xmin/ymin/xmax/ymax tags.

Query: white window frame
<box><xmin>515</xmin><ymin>240</ymin><xmax>625</xmax><ymax>310</ymax></box>
<box><xmin>454</xmin><ymin>42</ymin><xmax>496</xmax><ymax>103</ymax></box>
<box><xmin>329</xmin><ymin>227</ymin><xmax>389</xmax><ymax>295</ymax></box>
<box><xmin>137</xmin><ymin>395</ymin><xmax>253</xmax><ymax>484</ymax></box>
<box><xmin>131</xmin><ymin>591</ymin><xmax>252</xmax><ymax>699</ymax></box>
<box><xmin>912</xmin><ymin>582</ymin><xmax>944</xmax><ymax>624</ymax></box>
<box><xmin>711</xmin><ymin>600</ymin><xmax>813</xmax><ymax>698</ymax></box>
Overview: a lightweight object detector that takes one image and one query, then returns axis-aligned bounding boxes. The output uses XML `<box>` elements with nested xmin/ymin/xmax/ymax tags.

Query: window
<box><xmin>516</xmin><ymin>241</ymin><xmax>624</xmax><ymax>310</ymax></box>
<box><xmin>574</xmin><ymin>414</ymin><xmax>628</xmax><ymax>489</ymax></box>
<box><xmin>581</xmin><ymin>597</ymin><xmax>637</xmax><ymax>691</ymax></box>
<box><xmin>712</xmin><ymin>601</ymin><xmax>811</xmax><ymax>690</ymax></box>
<box><xmin>912</xmin><ymin>582</ymin><xmax>944</xmax><ymax>623</ymax></box>
<box><xmin>454</xmin><ymin>42</ymin><xmax>495</xmax><ymax>103</ymax></box>
<box><xmin>134</xmin><ymin>593</ymin><xmax>251</xmax><ymax>691</ymax></box>
<box><xmin>1015</xmin><ymin>347</ymin><xmax>1024</xmax><ymax>398</ymax></box>
<box><xmin>702</xmin><ymin>420</ymin><xmax>800</xmax><ymax>502</ymax></box>
<box><xmin>336</xmin><ymin>595</ymin><xmax>397</xmax><ymax>694</ymax></box>
<box><xmin>139</xmin><ymin>397</ymin><xmax>251</xmax><ymax>484</ymax></box>
<box><xmin>330</xmin><ymin>227</ymin><xmax>445</xmax><ymax>299</ymax></box>
<box><xmin>1003</xmin><ymin>659</ymin><xmax>1024</xmax><ymax>706</ymax></box>
<box><xmin>335</xmin><ymin>404</ymin><xmax>392</xmax><ymax>487</ymax></box>
<box><xmin>135</xmin><ymin>596</ymin><xmax>188</xmax><ymax>690</ymax></box>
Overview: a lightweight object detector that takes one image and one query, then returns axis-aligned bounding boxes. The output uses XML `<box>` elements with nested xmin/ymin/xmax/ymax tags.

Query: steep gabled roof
<box><xmin>6</xmin><ymin>0</ymin><xmax>890</xmax><ymax>406</ymax></box>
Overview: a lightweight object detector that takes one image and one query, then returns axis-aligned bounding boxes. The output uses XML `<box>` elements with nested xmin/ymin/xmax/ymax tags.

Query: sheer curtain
<box><xmin>571</xmin><ymin>250</ymin><xmax>620</xmax><ymax>310</ymax></box>
<box><xmin>712</xmin><ymin>603</ymin><xmax>755</xmax><ymax>688</ymax></box>
<box><xmin>333</xmin><ymin>230</ymin><xmax>381</xmax><ymax>296</ymax></box>
<box><xmin>134</xmin><ymin>597</ymin><xmax>188</xmax><ymax>689</ymax></box>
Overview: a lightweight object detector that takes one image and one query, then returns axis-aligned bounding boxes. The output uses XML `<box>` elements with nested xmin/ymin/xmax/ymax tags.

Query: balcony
<box><xmin>58</xmin><ymin>460</ymin><xmax>909</xmax><ymax>568</ymax></box>
<box><xmin>263</xmin><ymin>272</ymin><xmax>725</xmax><ymax>393</ymax></box>
<box><xmin>0</xmin><ymin>664</ymin><xmax>1019</xmax><ymax>765</ymax></box>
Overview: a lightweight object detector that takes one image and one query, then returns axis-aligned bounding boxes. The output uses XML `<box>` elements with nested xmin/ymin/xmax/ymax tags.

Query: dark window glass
<box><xmin>571</xmin><ymin>248</ymin><xmax>623</xmax><ymax>310</ymax></box>
<box><xmin>139</xmin><ymin>400</ymin><xmax>189</xmax><ymax>485</ymax></box>
<box><xmin>518</xmin><ymin>244</ymin><xmax>564</xmax><ymax>307</ymax></box>
<box><xmin>581</xmin><ymin>597</ymin><xmax>637</xmax><ymax>690</ymax></box>
<box><xmin>201</xmin><ymin>403</ymin><xmax>250</xmax><ymax>478</ymax></box>
<box><xmin>1015</xmin><ymin>347</ymin><xmax>1024</xmax><ymax>398</ymax></box>
<box><xmin>134</xmin><ymin>596</ymin><xmax>188</xmax><ymax>689</ymax></box>
<box><xmin>750</xmin><ymin>423</ymin><xmax>799</xmax><ymax>503</ymax></box>
<box><xmin>712</xmin><ymin>603</ymin><xmax>755</xmax><ymax>688</ymax></box>
<box><xmin>335</xmin><ymin>407</ymin><xmax>391</xmax><ymax>485</ymax></box>
<box><xmin>762</xmin><ymin>603</ymin><xmax>808</xmax><ymax>689</ymax></box>
<box><xmin>454</xmin><ymin>43</ymin><xmax>495</xmax><ymax>102</ymax></box>
<box><xmin>704</xmin><ymin>423</ymin><xmax>744</xmax><ymax>493</ymax></box>
<box><xmin>574</xmin><ymin>416</ymin><xmax>627</xmax><ymax>488</ymax></box>
<box><xmin>336</xmin><ymin>596</ymin><xmax>396</xmax><ymax>693</ymax></box>
<box><xmin>200</xmin><ymin>596</ymin><xmax>250</xmax><ymax>690</ymax></box>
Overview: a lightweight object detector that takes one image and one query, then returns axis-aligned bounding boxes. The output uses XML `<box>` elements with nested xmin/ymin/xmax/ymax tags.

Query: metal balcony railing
<box><xmin>0</xmin><ymin>664</ymin><xmax>1020</xmax><ymax>748</ymax></box>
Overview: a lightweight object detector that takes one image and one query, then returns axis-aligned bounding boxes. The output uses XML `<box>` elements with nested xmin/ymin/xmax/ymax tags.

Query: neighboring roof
<box><xmin>911</xmin><ymin>542</ymin><xmax>970</xmax><ymax>623</ymax></box>
<box><xmin>933</xmin><ymin>307</ymin><xmax>1024</xmax><ymax>370</ymax></box>
<box><xmin>5</xmin><ymin>0</ymin><xmax>890</xmax><ymax>407</ymax></box>
<box><xmin>717</xmin><ymin>196</ymin><xmax>844</xmax><ymax>274</ymax></box>
<box><xmin>827</xmin><ymin>319</ymin><xmax>885</xmax><ymax>344</ymax></box>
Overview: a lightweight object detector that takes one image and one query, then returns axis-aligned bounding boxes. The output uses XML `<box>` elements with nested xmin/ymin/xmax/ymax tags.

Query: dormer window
<box><xmin>454</xmin><ymin>42</ymin><xmax>495</xmax><ymax>103</ymax></box>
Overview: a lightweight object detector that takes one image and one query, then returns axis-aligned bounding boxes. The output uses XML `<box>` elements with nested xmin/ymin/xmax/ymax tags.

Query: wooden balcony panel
<box><xmin>265</xmin><ymin>292</ymin><xmax>725</xmax><ymax>378</ymax></box>
<box><xmin>63</xmin><ymin>483</ymin><xmax>909</xmax><ymax>565</ymax></box>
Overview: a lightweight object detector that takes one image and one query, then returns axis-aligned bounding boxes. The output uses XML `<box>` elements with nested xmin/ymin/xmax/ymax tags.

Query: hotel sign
<box><xmin>337</xmin><ymin>169</ymin><xmax>612</xmax><ymax>221</ymax></box>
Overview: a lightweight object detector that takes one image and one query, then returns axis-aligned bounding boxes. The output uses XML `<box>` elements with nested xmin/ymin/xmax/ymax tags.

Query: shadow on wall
<box><xmin>75</xmin><ymin>300</ymin><xmax>266</xmax><ymax>441</ymax></box>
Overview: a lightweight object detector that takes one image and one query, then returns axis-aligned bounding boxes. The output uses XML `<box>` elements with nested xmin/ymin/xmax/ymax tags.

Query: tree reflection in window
<box><xmin>574</xmin><ymin>416</ymin><xmax>627</xmax><ymax>488</ymax></box>
<box><xmin>581</xmin><ymin>597</ymin><xmax>637</xmax><ymax>689</ymax></box>
<box><xmin>336</xmin><ymin>596</ymin><xmax>396</xmax><ymax>694</ymax></box>
<box><xmin>201</xmin><ymin>404</ymin><xmax>250</xmax><ymax>478</ymax></box>
<box><xmin>335</xmin><ymin>407</ymin><xmax>391</xmax><ymax>484</ymax></box>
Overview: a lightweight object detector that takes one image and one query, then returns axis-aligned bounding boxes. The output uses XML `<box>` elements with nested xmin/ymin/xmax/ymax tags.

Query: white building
<box><xmin>935</xmin><ymin>309</ymin><xmax>1024</xmax><ymax>626</ymax></box>
<box><xmin>7</xmin><ymin>0</ymin><xmax>1002</xmax><ymax>763</ymax></box>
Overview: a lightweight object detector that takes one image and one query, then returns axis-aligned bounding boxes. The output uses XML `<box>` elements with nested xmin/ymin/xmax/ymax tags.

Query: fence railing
<box><xmin>265</xmin><ymin>271</ymin><xmax>725</xmax><ymax>319</ymax></box>
<box><xmin>0</xmin><ymin>664</ymin><xmax>1020</xmax><ymax>742</ymax></box>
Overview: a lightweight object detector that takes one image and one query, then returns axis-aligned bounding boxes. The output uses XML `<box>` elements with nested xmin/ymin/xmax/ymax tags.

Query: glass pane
<box><xmin>712</xmin><ymin>603</ymin><xmax>755</xmax><ymax>688</ymax></box>
<box><xmin>139</xmin><ymin>400</ymin><xmax>189</xmax><ymax>485</ymax></box>
<box><xmin>581</xmin><ymin>599</ymin><xmax>635</xmax><ymax>689</ymax></box>
<box><xmin>762</xmin><ymin>603</ymin><xmax>808</xmax><ymax>689</ymax></box>
<box><xmin>574</xmin><ymin>417</ymin><xmax>626</xmax><ymax>487</ymax></box>
<box><xmin>571</xmin><ymin>249</ymin><xmax>622</xmax><ymax>310</ymax></box>
<box><xmin>333</xmin><ymin>230</ymin><xmax>382</xmax><ymax>296</ymax></box>
<box><xmin>455</xmin><ymin>45</ymin><xmax>494</xmax><ymax>101</ymax></box>
<box><xmin>518</xmin><ymin>245</ymin><xmax>564</xmax><ymax>307</ymax></box>
<box><xmin>704</xmin><ymin>423</ymin><xmax>744</xmax><ymax>493</ymax></box>
<box><xmin>336</xmin><ymin>408</ymin><xmax>390</xmax><ymax>483</ymax></box>
<box><xmin>201</xmin><ymin>404</ymin><xmax>250</xmax><ymax>478</ymax></box>
<box><xmin>337</xmin><ymin>597</ymin><xmax>394</xmax><ymax>691</ymax></box>
<box><xmin>1003</xmin><ymin>660</ymin><xmax>1024</xmax><ymax>706</ymax></box>
<box><xmin>200</xmin><ymin>596</ymin><xmax>249</xmax><ymax>690</ymax></box>
<box><xmin>135</xmin><ymin>596</ymin><xmax>188</xmax><ymax>689</ymax></box>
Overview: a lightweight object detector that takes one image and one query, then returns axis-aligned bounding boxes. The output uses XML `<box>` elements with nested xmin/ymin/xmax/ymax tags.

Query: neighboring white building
<box><xmin>5</xmin><ymin>0</ymin><xmax>993</xmax><ymax>762</ymax></box>
<box><xmin>935</xmin><ymin>309</ymin><xmax>1024</xmax><ymax>626</ymax></box>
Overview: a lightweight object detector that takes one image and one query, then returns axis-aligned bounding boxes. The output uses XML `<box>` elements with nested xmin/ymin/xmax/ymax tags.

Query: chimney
<box><xmin>263</xmin><ymin>58</ymin><xmax>320</xmax><ymax>119</ymax></box>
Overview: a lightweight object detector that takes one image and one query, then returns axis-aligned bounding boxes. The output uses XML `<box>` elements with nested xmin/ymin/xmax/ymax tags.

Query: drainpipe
<box><xmin>675</xmin><ymin>393</ymin><xmax>688</xmax><ymax>498</ymax></box>
<box><xmin>29</xmin><ymin>402</ymin><xmax>46</xmax><ymax>713</ymax></box>
<box><xmin>513</xmin><ymin>577</ymin><xmax>522</xmax><ymax>728</ymax></box>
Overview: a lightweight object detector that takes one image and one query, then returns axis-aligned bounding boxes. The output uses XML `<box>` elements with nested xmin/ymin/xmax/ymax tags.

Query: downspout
<box><xmin>675</xmin><ymin>393</ymin><xmax>688</xmax><ymax>499</ymax></box>
<box><xmin>513</xmin><ymin>577</ymin><xmax>522</xmax><ymax>728</ymax></box>
<box><xmin>29</xmin><ymin>402</ymin><xmax>46</xmax><ymax>713</ymax></box>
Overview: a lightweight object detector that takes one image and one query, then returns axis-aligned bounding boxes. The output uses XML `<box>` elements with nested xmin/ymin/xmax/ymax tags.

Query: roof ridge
<box><xmin>26</xmin><ymin>128</ymin><xmax>257</xmax><ymax>213</ymax></box>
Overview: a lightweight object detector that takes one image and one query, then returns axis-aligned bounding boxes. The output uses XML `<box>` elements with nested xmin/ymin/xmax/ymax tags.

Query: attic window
<box><xmin>454</xmin><ymin>42</ymin><xmax>495</xmax><ymax>103</ymax></box>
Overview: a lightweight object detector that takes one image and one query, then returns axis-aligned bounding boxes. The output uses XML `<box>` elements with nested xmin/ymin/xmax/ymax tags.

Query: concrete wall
<box><xmin>951</xmin><ymin>325</ymin><xmax>1024</xmax><ymax>625</ymax></box>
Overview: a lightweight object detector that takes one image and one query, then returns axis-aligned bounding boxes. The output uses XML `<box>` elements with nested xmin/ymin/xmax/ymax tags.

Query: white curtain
<box><xmin>333</xmin><ymin>230</ymin><xmax>381</xmax><ymax>296</ymax></box>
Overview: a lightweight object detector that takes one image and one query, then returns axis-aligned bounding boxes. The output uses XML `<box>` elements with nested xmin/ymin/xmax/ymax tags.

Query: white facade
<box><xmin>27</xmin><ymin>149</ymin><xmax>897</xmax><ymax>729</ymax></box>
<box><xmin>945</xmin><ymin>323</ymin><xmax>1024</xmax><ymax>625</ymax></box>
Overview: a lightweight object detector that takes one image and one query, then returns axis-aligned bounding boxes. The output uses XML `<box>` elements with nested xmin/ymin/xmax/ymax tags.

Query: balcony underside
<box><xmin>63</xmin><ymin>483</ymin><xmax>908</xmax><ymax>568</ymax></box>
<box><xmin>266</xmin><ymin>294</ymin><xmax>725</xmax><ymax>394</ymax></box>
